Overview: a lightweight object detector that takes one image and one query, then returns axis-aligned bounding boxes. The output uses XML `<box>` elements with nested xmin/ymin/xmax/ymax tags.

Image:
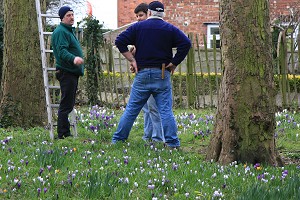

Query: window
<box><xmin>281</xmin><ymin>22</ymin><xmax>299</xmax><ymax>51</ymax></box>
<box><xmin>293</xmin><ymin>24</ymin><xmax>299</xmax><ymax>51</ymax></box>
<box><xmin>207</xmin><ymin>24</ymin><xmax>220</xmax><ymax>48</ymax></box>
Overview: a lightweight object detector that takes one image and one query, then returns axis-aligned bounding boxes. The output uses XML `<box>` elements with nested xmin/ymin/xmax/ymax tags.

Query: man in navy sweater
<box><xmin>133</xmin><ymin>3</ymin><xmax>164</xmax><ymax>143</ymax></box>
<box><xmin>112</xmin><ymin>1</ymin><xmax>191</xmax><ymax>147</ymax></box>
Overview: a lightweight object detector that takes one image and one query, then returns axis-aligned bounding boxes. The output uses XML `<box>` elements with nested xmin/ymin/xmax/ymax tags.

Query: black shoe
<box><xmin>55</xmin><ymin>134</ymin><xmax>73</xmax><ymax>140</ymax></box>
<box><xmin>54</xmin><ymin>136</ymin><xmax>64</xmax><ymax>140</ymax></box>
<box><xmin>64</xmin><ymin>134</ymin><xmax>73</xmax><ymax>138</ymax></box>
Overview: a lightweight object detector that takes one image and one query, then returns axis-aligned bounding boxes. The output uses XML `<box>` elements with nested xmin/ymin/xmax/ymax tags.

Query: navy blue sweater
<box><xmin>115</xmin><ymin>18</ymin><xmax>191</xmax><ymax>67</ymax></box>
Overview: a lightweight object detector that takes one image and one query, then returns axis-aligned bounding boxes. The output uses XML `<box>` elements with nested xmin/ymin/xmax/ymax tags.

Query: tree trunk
<box><xmin>0</xmin><ymin>0</ymin><xmax>46</xmax><ymax>127</ymax></box>
<box><xmin>0</xmin><ymin>0</ymin><xmax>3</xmax><ymax>87</ymax></box>
<box><xmin>206</xmin><ymin>0</ymin><xmax>283</xmax><ymax>166</ymax></box>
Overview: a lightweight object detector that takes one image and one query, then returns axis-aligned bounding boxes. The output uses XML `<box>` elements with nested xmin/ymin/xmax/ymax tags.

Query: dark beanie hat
<box><xmin>148</xmin><ymin>1</ymin><xmax>164</xmax><ymax>12</ymax></box>
<box><xmin>58</xmin><ymin>6</ymin><xmax>73</xmax><ymax>19</ymax></box>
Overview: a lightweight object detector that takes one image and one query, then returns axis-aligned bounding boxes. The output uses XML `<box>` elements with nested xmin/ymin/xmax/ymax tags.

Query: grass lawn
<box><xmin>0</xmin><ymin>106</ymin><xmax>299</xmax><ymax>199</ymax></box>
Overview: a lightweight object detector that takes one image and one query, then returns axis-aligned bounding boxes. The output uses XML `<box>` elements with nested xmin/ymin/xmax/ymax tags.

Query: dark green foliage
<box><xmin>236</xmin><ymin>176</ymin><xmax>300</xmax><ymax>200</ymax></box>
<box><xmin>84</xmin><ymin>171</ymin><xmax>119</xmax><ymax>199</ymax></box>
<box><xmin>81</xmin><ymin>17</ymin><xmax>104</xmax><ymax>105</ymax></box>
<box><xmin>36</xmin><ymin>146</ymin><xmax>66</xmax><ymax>169</ymax></box>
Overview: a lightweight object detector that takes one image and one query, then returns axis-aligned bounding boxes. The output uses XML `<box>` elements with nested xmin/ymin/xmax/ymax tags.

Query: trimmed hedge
<box><xmin>98</xmin><ymin>72</ymin><xmax>300</xmax><ymax>96</ymax></box>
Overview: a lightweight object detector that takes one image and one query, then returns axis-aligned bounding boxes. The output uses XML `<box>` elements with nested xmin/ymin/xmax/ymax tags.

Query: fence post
<box><xmin>203</xmin><ymin>35</ymin><xmax>213</xmax><ymax>107</ymax></box>
<box><xmin>279</xmin><ymin>31</ymin><xmax>288</xmax><ymax>108</ymax></box>
<box><xmin>186</xmin><ymin>33</ymin><xmax>196</xmax><ymax>108</ymax></box>
<box><xmin>196</xmin><ymin>34</ymin><xmax>206</xmax><ymax>108</ymax></box>
<box><xmin>213</xmin><ymin>35</ymin><xmax>219</xmax><ymax>106</ymax></box>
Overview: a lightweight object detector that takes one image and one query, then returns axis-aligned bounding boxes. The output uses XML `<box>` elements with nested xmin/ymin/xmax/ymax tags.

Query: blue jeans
<box><xmin>142</xmin><ymin>95</ymin><xmax>164</xmax><ymax>142</ymax></box>
<box><xmin>112</xmin><ymin>68</ymin><xmax>180</xmax><ymax>147</ymax></box>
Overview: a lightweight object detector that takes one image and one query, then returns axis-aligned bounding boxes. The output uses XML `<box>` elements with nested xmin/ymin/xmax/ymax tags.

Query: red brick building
<box><xmin>113</xmin><ymin>0</ymin><xmax>300</xmax><ymax>47</ymax></box>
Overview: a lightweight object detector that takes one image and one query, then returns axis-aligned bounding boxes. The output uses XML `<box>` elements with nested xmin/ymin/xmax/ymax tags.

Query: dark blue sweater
<box><xmin>115</xmin><ymin>18</ymin><xmax>191</xmax><ymax>67</ymax></box>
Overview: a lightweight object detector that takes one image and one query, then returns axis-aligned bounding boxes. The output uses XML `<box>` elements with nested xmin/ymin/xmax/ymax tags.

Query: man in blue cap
<box><xmin>51</xmin><ymin>6</ymin><xmax>84</xmax><ymax>139</ymax></box>
<box><xmin>112</xmin><ymin>1</ymin><xmax>191</xmax><ymax>147</ymax></box>
<box><xmin>132</xmin><ymin>2</ymin><xmax>165</xmax><ymax>143</ymax></box>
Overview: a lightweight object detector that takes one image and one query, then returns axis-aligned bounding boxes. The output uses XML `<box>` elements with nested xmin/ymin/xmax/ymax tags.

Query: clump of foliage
<box><xmin>81</xmin><ymin>16</ymin><xmax>105</xmax><ymax>105</ymax></box>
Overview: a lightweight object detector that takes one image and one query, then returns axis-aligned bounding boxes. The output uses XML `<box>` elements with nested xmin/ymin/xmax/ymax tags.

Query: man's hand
<box><xmin>129</xmin><ymin>59</ymin><xmax>138</xmax><ymax>73</ymax></box>
<box><xmin>166</xmin><ymin>63</ymin><xmax>176</xmax><ymax>75</ymax></box>
<box><xmin>129</xmin><ymin>66</ymin><xmax>135</xmax><ymax>73</ymax></box>
<box><xmin>130</xmin><ymin>46</ymin><xmax>136</xmax><ymax>56</ymax></box>
<box><xmin>74</xmin><ymin>57</ymin><xmax>84</xmax><ymax>65</ymax></box>
<box><xmin>122</xmin><ymin>51</ymin><xmax>138</xmax><ymax>73</ymax></box>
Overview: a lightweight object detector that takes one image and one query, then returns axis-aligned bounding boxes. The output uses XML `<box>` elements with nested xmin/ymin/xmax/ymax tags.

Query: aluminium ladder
<box><xmin>35</xmin><ymin>0</ymin><xmax>78</xmax><ymax>139</ymax></box>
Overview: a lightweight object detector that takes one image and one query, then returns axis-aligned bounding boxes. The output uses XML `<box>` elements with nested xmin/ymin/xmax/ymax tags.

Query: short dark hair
<box><xmin>134</xmin><ymin>3</ymin><xmax>148</xmax><ymax>14</ymax></box>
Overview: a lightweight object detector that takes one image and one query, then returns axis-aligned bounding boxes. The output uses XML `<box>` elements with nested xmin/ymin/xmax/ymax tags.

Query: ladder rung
<box><xmin>43</xmin><ymin>32</ymin><xmax>53</xmax><ymax>35</ymax></box>
<box><xmin>40</xmin><ymin>14</ymin><xmax>60</xmax><ymax>18</ymax></box>
<box><xmin>47</xmin><ymin>68</ymin><xmax>56</xmax><ymax>71</ymax></box>
<box><xmin>52</xmin><ymin>122</ymin><xmax>76</xmax><ymax>127</ymax></box>
<box><xmin>50</xmin><ymin>104</ymin><xmax>60</xmax><ymax>108</ymax></box>
<box><xmin>48</xmin><ymin>85</ymin><xmax>60</xmax><ymax>89</ymax></box>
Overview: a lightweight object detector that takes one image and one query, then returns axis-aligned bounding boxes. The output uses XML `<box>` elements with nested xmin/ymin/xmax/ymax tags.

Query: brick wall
<box><xmin>114</xmin><ymin>0</ymin><xmax>300</xmax><ymax>45</ymax></box>
<box><xmin>117</xmin><ymin>0</ymin><xmax>153</xmax><ymax>27</ymax></box>
<box><xmin>270</xmin><ymin>0</ymin><xmax>300</xmax><ymax>23</ymax></box>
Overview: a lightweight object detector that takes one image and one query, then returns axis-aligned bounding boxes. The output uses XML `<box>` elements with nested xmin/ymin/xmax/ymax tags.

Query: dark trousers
<box><xmin>56</xmin><ymin>70</ymin><xmax>79</xmax><ymax>138</ymax></box>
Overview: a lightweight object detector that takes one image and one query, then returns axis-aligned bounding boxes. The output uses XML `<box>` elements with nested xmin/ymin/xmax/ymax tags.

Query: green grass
<box><xmin>0</xmin><ymin>107</ymin><xmax>299</xmax><ymax>199</ymax></box>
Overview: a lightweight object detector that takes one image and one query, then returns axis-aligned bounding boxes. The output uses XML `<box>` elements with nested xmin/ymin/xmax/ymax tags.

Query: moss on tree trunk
<box><xmin>0</xmin><ymin>0</ymin><xmax>46</xmax><ymax>127</ymax></box>
<box><xmin>206</xmin><ymin>0</ymin><xmax>282</xmax><ymax>166</ymax></box>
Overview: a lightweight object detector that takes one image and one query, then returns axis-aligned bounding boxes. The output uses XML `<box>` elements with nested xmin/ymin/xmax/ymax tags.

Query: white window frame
<box><xmin>207</xmin><ymin>24</ymin><xmax>220</xmax><ymax>48</ymax></box>
<box><xmin>293</xmin><ymin>24</ymin><xmax>299</xmax><ymax>51</ymax></box>
<box><xmin>281</xmin><ymin>22</ymin><xmax>299</xmax><ymax>51</ymax></box>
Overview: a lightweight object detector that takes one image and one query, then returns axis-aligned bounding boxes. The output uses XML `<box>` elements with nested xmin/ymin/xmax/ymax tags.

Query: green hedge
<box><xmin>98</xmin><ymin>72</ymin><xmax>300</xmax><ymax>96</ymax></box>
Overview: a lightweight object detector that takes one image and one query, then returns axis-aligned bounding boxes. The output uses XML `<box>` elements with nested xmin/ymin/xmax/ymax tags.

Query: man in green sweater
<box><xmin>51</xmin><ymin>6</ymin><xmax>84</xmax><ymax>139</ymax></box>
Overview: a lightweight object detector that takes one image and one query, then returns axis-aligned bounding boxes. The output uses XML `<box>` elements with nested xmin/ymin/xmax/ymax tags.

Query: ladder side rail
<box><xmin>35</xmin><ymin>0</ymin><xmax>54</xmax><ymax>139</ymax></box>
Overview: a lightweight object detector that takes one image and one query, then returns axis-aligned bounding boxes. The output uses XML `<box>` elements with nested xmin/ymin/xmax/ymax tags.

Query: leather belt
<box><xmin>138</xmin><ymin>66</ymin><xmax>171</xmax><ymax>72</ymax></box>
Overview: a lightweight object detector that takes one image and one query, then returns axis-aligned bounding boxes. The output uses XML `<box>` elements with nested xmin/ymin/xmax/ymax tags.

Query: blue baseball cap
<box><xmin>149</xmin><ymin>1</ymin><xmax>164</xmax><ymax>12</ymax></box>
<box><xmin>58</xmin><ymin>6</ymin><xmax>73</xmax><ymax>19</ymax></box>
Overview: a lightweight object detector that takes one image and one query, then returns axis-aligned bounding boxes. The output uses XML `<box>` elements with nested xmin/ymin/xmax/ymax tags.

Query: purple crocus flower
<box><xmin>90</xmin><ymin>125</ymin><xmax>96</xmax><ymax>132</ymax></box>
<box><xmin>281</xmin><ymin>170</ymin><xmax>288</xmax><ymax>179</ymax></box>
<box><xmin>147</xmin><ymin>184</ymin><xmax>155</xmax><ymax>190</ymax></box>
<box><xmin>44</xmin><ymin>187</ymin><xmax>47</xmax><ymax>193</ymax></box>
<box><xmin>37</xmin><ymin>188</ymin><xmax>41</xmax><ymax>197</ymax></box>
<box><xmin>254</xmin><ymin>163</ymin><xmax>260</xmax><ymax>169</ymax></box>
<box><xmin>257</xmin><ymin>174</ymin><xmax>261</xmax><ymax>180</ymax></box>
<box><xmin>193</xmin><ymin>131</ymin><xmax>198</xmax><ymax>137</ymax></box>
<box><xmin>39</xmin><ymin>168</ymin><xmax>44</xmax><ymax>175</ymax></box>
<box><xmin>172</xmin><ymin>163</ymin><xmax>178</xmax><ymax>170</ymax></box>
